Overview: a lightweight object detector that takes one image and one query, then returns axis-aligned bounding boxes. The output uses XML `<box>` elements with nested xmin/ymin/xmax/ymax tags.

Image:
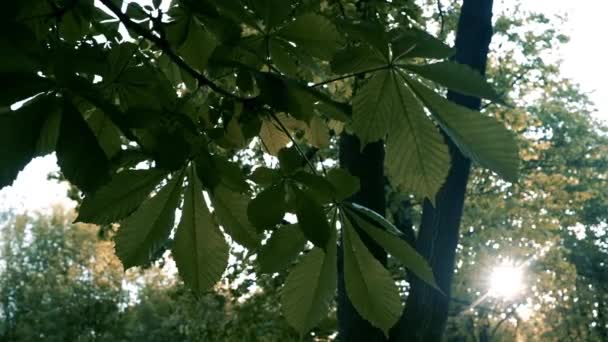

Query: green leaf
<box><xmin>76</xmin><ymin>169</ymin><xmax>167</xmax><ymax>225</ymax></box>
<box><xmin>282</xmin><ymin>240</ymin><xmax>337</xmax><ymax>335</ymax></box>
<box><xmin>304</xmin><ymin>115</ymin><xmax>330</xmax><ymax>149</ymax></box>
<box><xmin>269</xmin><ymin>39</ymin><xmax>299</xmax><ymax>76</ymax></box>
<box><xmin>0</xmin><ymin>32</ymin><xmax>43</xmax><ymax>73</ymax></box>
<box><xmin>106</xmin><ymin>43</ymin><xmax>138</xmax><ymax>82</ymax></box>
<box><xmin>0</xmin><ymin>73</ymin><xmax>54</xmax><ymax>107</ymax></box>
<box><xmin>59</xmin><ymin>3</ymin><xmax>92</xmax><ymax>42</ymax></box>
<box><xmin>178</xmin><ymin>18</ymin><xmax>218</xmax><ymax>72</ymax></box>
<box><xmin>342</xmin><ymin>215</ymin><xmax>403</xmax><ymax>336</ymax></box>
<box><xmin>249</xmin><ymin>166</ymin><xmax>281</xmax><ymax>186</ymax></box>
<box><xmin>292</xmin><ymin>171</ymin><xmax>335</xmax><ymax>204</ymax></box>
<box><xmin>391</xmin><ymin>28</ymin><xmax>454</xmax><ymax>60</ymax></box>
<box><xmin>258</xmin><ymin>224</ymin><xmax>307</xmax><ymax>273</ymax></box>
<box><xmin>56</xmin><ymin>99</ymin><xmax>110</xmax><ymax>193</ymax></box>
<box><xmin>125</xmin><ymin>2</ymin><xmax>148</xmax><ymax>20</ymax></box>
<box><xmin>86</xmin><ymin>109</ymin><xmax>122</xmax><ymax>159</ymax></box>
<box><xmin>352</xmin><ymin>69</ymin><xmax>399</xmax><ymax>144</ymax></box>
<box><xmin>326</xmin><ymin>168</ymin><xmax>360</xmax><ymax>201</ymax></box>
<box><xmin>0</xmin><ymin>96</ymin><xmax>53</xmax><ymax>188</ymax></box>
<box><xmin>195</xmin><ymin>153</ymin><xmax>249</xmax><ymax>193</ymax></box>
<box><xmin>278</xmin><ymin>14</ymin><xmax>342</xmax><ymax>60</ymax></box>
<box><xmin>336</xmin><ymin>20</ymin><xmax>390</xmax><ymax>59</ymax></box>
<box><xmin>278</xmin><ymin>146</ymin><xmax>304</xmax><ymax>174</ymax></box>
<box><xmin>259</xmin><ymin>117</ymin><xmax>291</xmax><ymax>156</ymax></box>
<box><xmin>331</xmin><ymin>45</ymin><xmax>387</xmax><ymax>75</ymax></box>
<box><xmin>35</xmin><ymin>106</ymin><xmax>62</xmax><ymax>156</ymax></box>
<box><xmin>293</xmin><ymin>187</ymin><xmax>331</xmax><ymax>249</ymax></box>
<box><xmin>384</xmin><ymin>72</ymin><xmax>450</xmax><ymax>203</ymax></box>
<box><xmin>236</xmin><ymin>69</ymin><xmax>254</xmax><ymax>93</ymax></box>
<box><xmin>407</xmin><ymin>78</ymin><xmax>519</xmax><ymax>182</ymax></box>
<box><xmin>345</xmin><ymin>202</ymin><xmax>402</xmax><ymax>236</ymax></box>
<box><xmin>346</xmin><ymin>209</ymin><xmax>439</xmax><ymax>290</ymax></box>
<box><xmin>249</xmin><ymin>0</ymin><xmax>292</xmax><ymax>28</ymax></box>
<box><xmin>256</xmin><ymin>74</ymin><xmax>315</xmax><ymax>122</ymax></box>
<box><xmin>247</xmin><ymin>182</ymin><xmax>287</xmax><ymax>230</ymax></box>
<box><xmin>173</xmin><ymin>168</ymin><xmax>229</xmax><ymax>294</ymax></box>
<box><xmin>114</xmin><ymin>173</ymin><xmax>183</xmax><ymax>269</ymax></box>
<box><xmin>211</xmin><ymin>185</ymin><xmax>260</xmax><ymax>249</ymax></box>
<box><xmin>403</xmin><ymin>61</ymin><xmax>502</xmax><ymax>102</ymax></box>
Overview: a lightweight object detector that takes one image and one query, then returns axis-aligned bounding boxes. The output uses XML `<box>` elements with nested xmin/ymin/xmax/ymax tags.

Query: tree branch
<box><xmin>98</xmin><ymin>0</ymin><xmax>246</xmax><ymax>101</ymax></box>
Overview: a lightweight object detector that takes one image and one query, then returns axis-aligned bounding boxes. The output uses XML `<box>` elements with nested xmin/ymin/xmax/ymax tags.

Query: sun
<box><xmin>489</xmin><ymin>261</ymin><xmax>524</xmax><ymax>299</ymax></box>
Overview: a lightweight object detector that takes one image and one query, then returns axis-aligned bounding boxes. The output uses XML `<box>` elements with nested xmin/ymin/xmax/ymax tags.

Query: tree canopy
<box><xmin>8</xmin><ymin>0</ymin><xmax>604</xmax><ymax>340</ymax></box>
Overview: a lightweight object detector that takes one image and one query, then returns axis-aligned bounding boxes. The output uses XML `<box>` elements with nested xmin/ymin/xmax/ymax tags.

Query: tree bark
<box><xmin>337</xmin><ymin>135</ymin><xmax>387</xmax><ymax>342</ymax></box>
<box><xmin>392</xmin><ymin>0</ymin><xmax>495</xmax><ymax>340</ymax></box>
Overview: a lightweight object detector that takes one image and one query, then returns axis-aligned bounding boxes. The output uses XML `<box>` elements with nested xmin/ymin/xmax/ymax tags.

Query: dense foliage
<box><xmin>0</xmin><ymin>210</ymin><xmax>318</xmax><ymax>341</ymax></box>
<box><xmin>0</xmin><ymin>0</ymin><xmax>521</xmax><ymax>335</ymax></box>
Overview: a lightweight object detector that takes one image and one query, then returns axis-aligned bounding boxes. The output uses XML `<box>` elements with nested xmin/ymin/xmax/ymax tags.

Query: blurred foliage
<box><xmin>0</xmin><ymin>209</ymin><xmax>336</xmax><ymax>341</ymax></box>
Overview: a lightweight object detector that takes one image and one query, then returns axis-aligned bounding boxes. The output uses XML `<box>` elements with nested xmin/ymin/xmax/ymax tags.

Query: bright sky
<box><xmin>517</xmin><ymin>0</ymin><xmax>608</xmax><ymax>120</ymax></box>
<box><xmin>0</xmin><ymin>1</ymin><xmax>605</xmax><ymax>213</ymax></box>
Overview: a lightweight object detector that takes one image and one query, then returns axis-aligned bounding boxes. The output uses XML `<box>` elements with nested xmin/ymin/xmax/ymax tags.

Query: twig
<box><xmin>310</xmin><ymin>65</ymin><xmax>390</xmax><ymax>88</ymax></box>
<box><xmin>269</xmin><ymin>112</ymin><xmax>318</xmax><ymax>174</ymax></box>
<box><xmin>437</xmin><ymin>0</ymin><xmax>445</xmax><ymax>37</ymax></box>
<box><xmin>98</xmin><ymin>0</ymin><xmax>246</xmax><ymax>101</ymax></box>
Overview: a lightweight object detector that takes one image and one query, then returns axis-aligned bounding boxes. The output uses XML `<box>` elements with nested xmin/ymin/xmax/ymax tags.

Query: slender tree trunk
<box><xmin>337</xmin><ymin>135</ymin><xmax>387</xmax><ymax>342</ymax></box>
<box><xmin>336</xmin><ymin>0</ymin><xmax>388</xmax><ymax>339</ymax></box>
<box><xmin>392</xmin><ymin>0</ymin><xmax>495</xmax><ymax>340</ymax></box>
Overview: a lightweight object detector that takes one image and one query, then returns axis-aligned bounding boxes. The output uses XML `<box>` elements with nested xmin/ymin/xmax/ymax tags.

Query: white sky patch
<box><xmin>512</xmin><ymin>0</ymin><xmax>608</xmax><ymax>120</ymax></box>
<box><xmin>0</xmin><ymin>154</ymin><xmax>75</xmax><ymax>214</ymax></box>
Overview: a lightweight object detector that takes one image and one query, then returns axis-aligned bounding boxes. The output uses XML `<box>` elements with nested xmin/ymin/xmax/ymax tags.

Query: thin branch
<box><xmin>269</xmin><ymin>112</ymin><xmax>318</xmax><ymax>174</ymax></box>
<box><xmin>335</xmin><ymin>0</ymin><xmax>347</xmax><ymax>17</ymax></box>
<box><xmin>98</xmin><ymin>0</ymin><xmax>246</xmax><ymax>101</ymax></box>
<box><xmin>310</xmin><ymin>65</ymin><xmax>390</xmax><ymax>88</ymax></box>
<box><xmin>437</xmin><ymin>0</ymin><xmax>445</xmax><ymax>37</ymax></box>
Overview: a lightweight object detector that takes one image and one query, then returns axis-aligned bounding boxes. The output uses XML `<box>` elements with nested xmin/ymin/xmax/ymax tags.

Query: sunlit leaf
<box><xmin>282</xmin><ymin>237</ymin><xmax>336</xmax><ymax>335</ymax></box>
<box><xmin>258</xmin><ymin>224</ymin><xmax>307</xmax><ymax>273</ymax></box>
<box><xmin>342</xmin><ymin>215</ymin><xmax>403</xmax><ymax>336</ymax></box>
<box><xmin>173</xmin><ymin>168</ymin><xmax>229</xmax><ymax>294</ymax></box>
<box><xmin>114</xmin><ymin>173</ymin><xmax>183</xmax><ymax>269</ymax></box>
<box><xmin>408</xmin><ymin>78</ymin><xmax>519</xmax><ymax>182</ymax></box>
<box><xmin>77</xmin><ymin>169</ymin><xmax>167</xmax><ymax>225</ymax></box>
<box><xmin>211</xmin><ymin>185</ymin><xmax>260</xmax><ymax>249</ymax></box>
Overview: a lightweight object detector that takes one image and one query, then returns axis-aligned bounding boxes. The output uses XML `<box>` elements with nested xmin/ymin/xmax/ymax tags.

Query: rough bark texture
<box><xmin>337</xmin><ymin>135</ymin><xmax>387</xmax><ymax>342</ymax></box>
<box><xmin>392</xmin><ymin>0</ymin><xmax>495</xmax><ymax>340</ymax></box>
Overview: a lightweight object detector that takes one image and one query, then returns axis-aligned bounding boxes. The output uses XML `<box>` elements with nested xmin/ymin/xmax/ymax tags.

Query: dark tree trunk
<box><xmin>337</xmin><ymin>135</ymin><xmax>387</xmax><ymax>342</ymax></box>
<box><xmin>392</xmin><ymin>0</ymin><xmax>495</xmax><ymax>341</ymax></box>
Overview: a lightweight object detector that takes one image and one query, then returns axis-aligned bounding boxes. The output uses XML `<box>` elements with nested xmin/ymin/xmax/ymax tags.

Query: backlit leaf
<box><xmin>211</xmin><ymin>185</ymin><xmax>260</xmax><ymax>249</ymax></box>
<box><xmin>282</xmin><ymin>238</ymin><xmax>337</xmax><ymax>335</ymax></box>
<box><xmin>77</xmin><ymin>169</ymin><xmax>167</xmax><ymax>225</ymax></box>
<box><xmin>56</xmin><ymin>99</ymin><xmax>110</xmax><ymax>193</ymax></box>
<box><xmin>247</xmin><ymin>182</ymin><xmax>287</xmax><ymax>230</ymax></box>
<box><xmin>342</xmin><ymin>215</ymin><xmax>403</xmax><ymax>336</ymax></box>
<box><xmin>258</xmin><ymin>224</ymin><xmax>307</xmax><ymax>273</ymax></box>
<box><xmin>293</xmin><ymin>187</ymin><xmax>331</xmax><ymax>248</ymax></box>
<box><xmin>114</xmin><ymin>173</ymin><xmax>183</xmax><ymax>269</ymax></box>
<box><xmin>278</xmin><ymin>14</ymin><xmax>342</xmax><ymax>60</ymax></box>
<box><xmin>346</xmin><ymin>208</ymin><xmax>439</xmax><ymax>290</ymax></box>
<box><xmin>408</xmin><ymin>78</ymin><xmax>519</xmax><ymax>182</ymax></box>
<box><xmin>403</xmin><ymin>61</ymin><xmax>502</xmax><ymax>102</ymax></box>
<box><xmin>173</xmin><ymin>168</ymin><xmax>229</xmax><ymax>294</ymax></box>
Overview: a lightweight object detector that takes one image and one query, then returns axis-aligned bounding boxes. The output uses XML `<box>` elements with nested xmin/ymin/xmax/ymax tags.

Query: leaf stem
<box><xmin>310</xmin><ymin>65</ymin><xmax>391</xmax><ymax>88</ymax></box>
